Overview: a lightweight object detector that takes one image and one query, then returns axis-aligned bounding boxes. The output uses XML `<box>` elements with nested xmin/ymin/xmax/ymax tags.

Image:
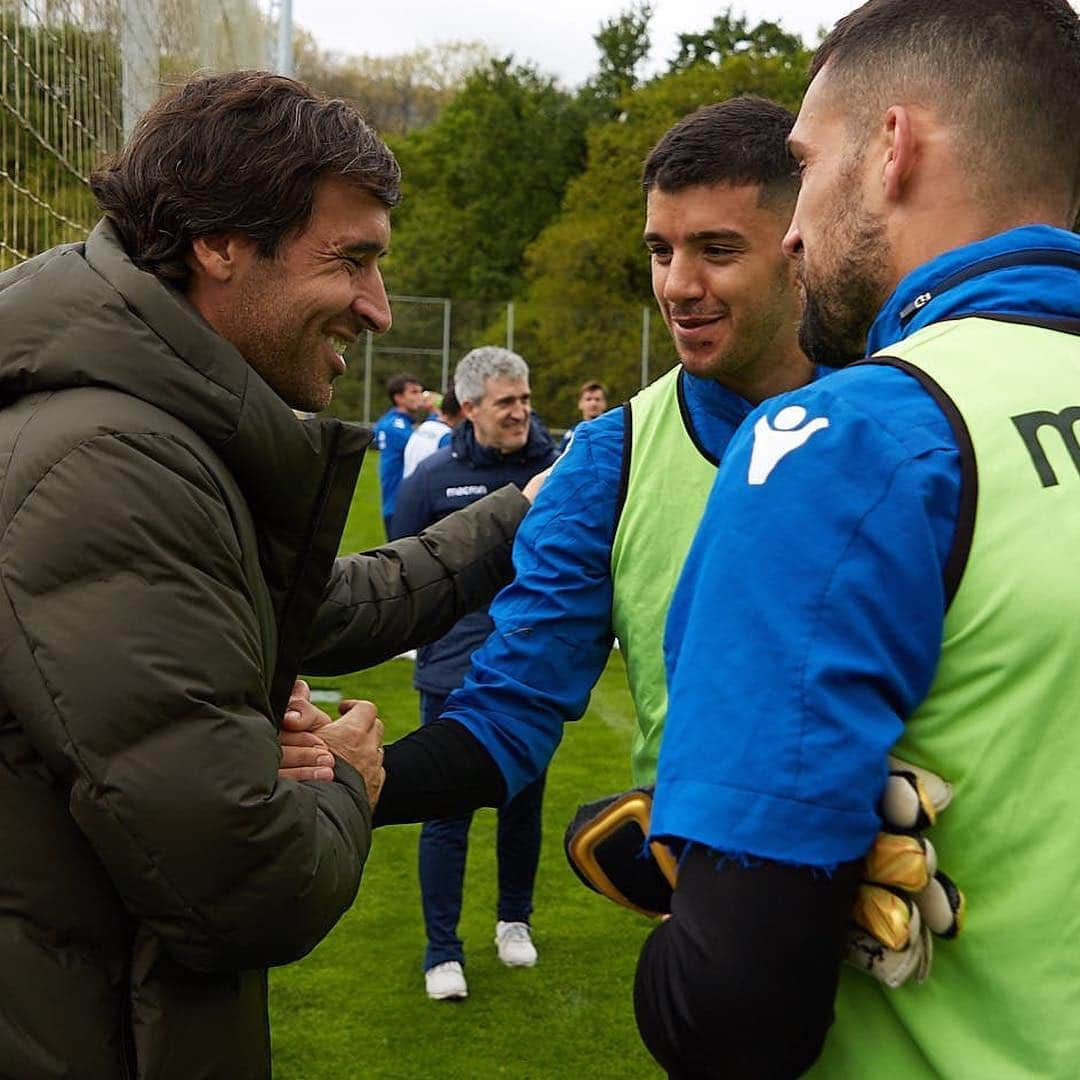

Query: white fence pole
<box><xmin>363</xmin><ymin>332</ymin><xmax>374</xmax><ymax>424</ymax></box>
<box><xmin>121</xmin><ymin>0</ymin><xmax>159</xmax><ymax>140</ymax></box>
<box><xmin>441</xmin><ymin>299</ymin><xmax>452</xmax><ymax>392</ymax></box>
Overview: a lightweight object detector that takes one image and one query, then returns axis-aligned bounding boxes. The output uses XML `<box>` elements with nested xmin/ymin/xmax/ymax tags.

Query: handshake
<box><xmin>276</xmin><ymin>680</ymin><xmax>386</xmax><ymax>809</ymax></box>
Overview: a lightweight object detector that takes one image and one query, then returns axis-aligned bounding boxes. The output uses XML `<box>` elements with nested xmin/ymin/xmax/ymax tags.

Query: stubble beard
<box><xmin>797</xmin><ymin>189</ymin><xmax>891</xmax><ymax>369</ymax></box>
<box><xmin>230</xmin><ymin>263</ymin><xmax>334</xmax><ymax>413</ymax></box>
<box><xmin>680</xmin><ymin>263</ymin><xmax>798</xmax><ymax>385</ymax></box>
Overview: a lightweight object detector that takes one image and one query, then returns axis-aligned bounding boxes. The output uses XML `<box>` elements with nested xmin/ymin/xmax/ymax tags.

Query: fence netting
<box><xmin>1</xmin><ymin>0</ymin><xmax>272</xmax><ymax>270</ymax></box>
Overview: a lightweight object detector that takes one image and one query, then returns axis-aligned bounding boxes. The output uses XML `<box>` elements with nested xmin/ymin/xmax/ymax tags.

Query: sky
<box><xmin>293</xmin><ymin>1</ymin><xmax>855</xmax><ymax>87</ymax></box>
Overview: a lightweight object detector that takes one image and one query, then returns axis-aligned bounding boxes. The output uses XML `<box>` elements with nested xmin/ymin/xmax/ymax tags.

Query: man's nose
<box><xmin>353</xmin><ymin>269</ymin><xmax>392</xmax><ymax>334</ymax></box>
<box><xmin>782</xmin><ymin>221</ymin><xmax>803</xmax><ymax>261</ymax></box>
<box><xmin>662</xmin><ymin>252</ymin><xmax>705</xmax><ymax>303</ymax></box>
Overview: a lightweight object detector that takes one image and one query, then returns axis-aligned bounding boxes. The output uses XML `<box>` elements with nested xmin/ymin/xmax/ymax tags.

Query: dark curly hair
<box><xmin>90</xmin><ymin>70</ymin><xmax>401</xmax><ymax>286</ymax></box>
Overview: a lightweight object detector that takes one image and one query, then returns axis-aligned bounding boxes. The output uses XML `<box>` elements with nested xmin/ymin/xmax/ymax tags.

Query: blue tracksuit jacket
<box><xmin>391</xmin><ymin>419</ymin><xmax>556</xmax><ymax>695</ymax></box>
<box><xmin>654</xmin><ymin>225</ymin><xmax>1080</xmax><ymax>867</ymax></box>
<box><xmin>373</xmin><ymin>407</ymin><xmax>413</xmax><ymax>519</ymax></box>
<box><xmin>441</xmin><ymin>368</ymin><xmax>816</xmax><ymax>797</ymax></box>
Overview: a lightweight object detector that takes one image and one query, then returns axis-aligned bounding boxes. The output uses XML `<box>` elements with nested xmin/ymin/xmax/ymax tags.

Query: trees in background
<box><xmin>295</xmin><ymin>37</ymin><xmax>493</xmax><ymax>136</ymax></box>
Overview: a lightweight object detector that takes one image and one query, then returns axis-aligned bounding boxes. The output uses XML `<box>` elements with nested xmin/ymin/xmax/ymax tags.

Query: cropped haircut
<box><xmin>642</xmin><ymin>96</ymin><xmax>799</xmax><ymax>209</ymax></box>
<box><xmin>454</xmin><ymin>347</ymin><xmax>529</xmax><ymax>406</ymax></box>
<box><xmin>811</xmin><ymin>0</ymin><xmax>1080</xmax><ymax>218</ymax></box>
<box><xmin>579</xmin><ymin>380</ymin><xmax>606</xmax><ymax>396</ymax></box>
<box><xmin>386</xmin><ymin>373</ymin><xmax>422</xmax><ymax>404</ymax></box>
<box><xmin>441</xmin><ymin>388</ymin><xmax>462</xmax><ymax>419</ymax></box>
<box><xmin>91</xmin><ymin>70</ymin><xmax>401</xmax><ymax>287</ymax></box>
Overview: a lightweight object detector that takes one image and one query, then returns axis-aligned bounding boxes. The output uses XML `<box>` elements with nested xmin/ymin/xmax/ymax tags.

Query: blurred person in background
<box><xmin>403</xmin><ymin>387</ymin><xmax>464</xmax><ymax>479</ymax></box>
<box><xmin>374</xmin><ymin>371</ymin><xmax>424</xmax><ymax>535</ymax></box>
<box><xmin>557</xmin><ymin>378</ymin><xmax>609</xmax><ymax>453</ymax></box>
<box><xmin>391</xmin><ymin>347</ymin><xmax>558</xmax><ymax>1002</ymax></box>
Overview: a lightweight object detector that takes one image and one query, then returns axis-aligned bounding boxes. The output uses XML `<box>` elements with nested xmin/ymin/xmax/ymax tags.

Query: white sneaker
<box><xmin>495</xmin><ymin>921</ymin><xmax>538</xmax><ymax>968</ymax></box>
<box><xmin>425</xmin><ymin>961</ymin><xmax>468</xmax><ymax>1001</ymax></box>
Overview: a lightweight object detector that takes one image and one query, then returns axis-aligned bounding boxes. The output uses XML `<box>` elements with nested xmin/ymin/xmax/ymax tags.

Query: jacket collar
<box><xmin>867</xmin><ymin>225</ymin><xmax>1080</xmax><ymax>354</ymax></box>
<box><xmin>451</xmin><ymin>417</ymin><xmax>553</xmax><ymax>467</ymax></box>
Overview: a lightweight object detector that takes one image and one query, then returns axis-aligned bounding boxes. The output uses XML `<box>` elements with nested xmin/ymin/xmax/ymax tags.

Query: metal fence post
<box><xmin>640</xmin><ymin>306</ymin><xmax>651</xmax><ymax>388</ymax></box>
<box><xmin>275</xmin><ymin>0</ymin><xmax>293</xmax><ymax>75</ymax></box>
<box><xmin>441</xmin><ymin>299</ymin><xmax>452</xmax><ymax>392</ymax></box>
<box><xmin>121</xmin><ymin>0</ymin><xmax>160</xmax><ymax>140</ymax></box>
<box><xmin>363</xmin><ymin>332</ymin><xmax>373</xmax><ymax>424</ymax></box>
<box><xmin>506</xmin><ymin>300</ymin><xmax>515</xmax><ymax>351</ymax></box>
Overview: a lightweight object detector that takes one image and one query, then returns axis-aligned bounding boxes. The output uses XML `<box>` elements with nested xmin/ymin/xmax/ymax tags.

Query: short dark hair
<box><xmin>642</xmin><ymin>97</ymin><xmax>798</xmax><ymax>207</ymax></box>
<box><xmin>579</xmin><ymin>380</ymin><xmax>606</xmax><ymax>396</ymax></box>
<box><xmin>441</xmin><ymin>388</ymin><xmax>461</xmax><ymax>419</ymax></box>
<box><xmin>90</xmin><ymin>70</ymin><xmax>401</xmax><ymax>287</ymax></box>
<box><xmin>811</xmin><ymin>0</ymin><xmax>1080</xmax><ymax>218</ymax></box>
<box><xmin>387</xmin><ymin>373</ymin><xmax>422</xmax><ymax>404</ymax></box>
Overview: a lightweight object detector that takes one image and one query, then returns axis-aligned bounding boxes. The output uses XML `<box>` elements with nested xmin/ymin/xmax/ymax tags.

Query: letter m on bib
<box><xmin>1012</xmin><ymin>406</ymin><xmax>1080</xmax><ymax>487</ymax></box>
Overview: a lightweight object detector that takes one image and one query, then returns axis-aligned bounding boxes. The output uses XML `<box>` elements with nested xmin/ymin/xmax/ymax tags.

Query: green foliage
<box><xmin>0</xmin><ymin>11</ymin><xmax>123</xmax><ymax>267</ymax></box>
<box><xmin>271</xmin><ymin>459</ymin><xmax>661</xmax><ymax>1079</ymax></box>
<box><xmin>295</xmin><ymin>36</ymin><xmax>493</xmax><ymax>136</ymax></box>
<box><xmin>670</xmin><ymin>8</ymin><xmax>809</xmax><ymax>73</ymax></box>
<box><xmin>385</xmin><ymin>59</ymin><xmax>588</xmax><ymax>305</ymax></box>
<box><xmin>580</xmin><ymin>2</ymin><xmax>653</xmax><ymax>120</ymax></box>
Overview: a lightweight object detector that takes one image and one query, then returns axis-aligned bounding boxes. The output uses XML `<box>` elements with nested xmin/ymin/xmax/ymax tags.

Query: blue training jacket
<box><xmin>373</xmin><ymin>407</ymin><xmax>413</xmax><ymax>519</ymax></box>
<box><xmin>441</xmin><ymin>367</ymin><xmax>810</xmax><ymax>798</ymax></box>
<box><xmin>391</xmin><ymin>419</ymin><xmax>556</xmax><ymax>695</ymax></box>
<box><xmin>654</xmin><ymin>225</ymin><xmax>1080</xmax><ymax>868</ymax></box>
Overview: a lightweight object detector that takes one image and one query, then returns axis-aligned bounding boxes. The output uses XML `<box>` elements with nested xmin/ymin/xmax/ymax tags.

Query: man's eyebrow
<box><xmin>642</xmin><ymin>229</ymin><xmax>747</xmax><ymax>246</ymax></box>
<box><xmin>337</xmin><ymin>239</ymin><xmax>389</xmax><ymax>257</ymax></box>
<box><xmin>686</xmin><ymin>229</ymin><xmax>746</xmax><ymax>245</ymax></box>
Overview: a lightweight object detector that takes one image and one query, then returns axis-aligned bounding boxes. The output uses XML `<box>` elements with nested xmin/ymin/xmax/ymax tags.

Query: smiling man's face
<box><xmin>220</xmin><ymin>175</ymin><xmax>393</xmax><ymax>412</ymax></box>
<box><xmin>645</xmin><ymin>182</ymin><xmax>801</xmax><ymax>393</ymax></box>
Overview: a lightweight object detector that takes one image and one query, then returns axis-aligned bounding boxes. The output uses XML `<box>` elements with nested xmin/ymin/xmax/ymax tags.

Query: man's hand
<box><xmin>278</xmin><ymin>681</ymin><xmax>386</xmax><ymax>807</ymax></box>
<box><xmin>319</xmin><ymin>699</ymin><xmax>385</xmax><ymax>809</ymax></box>
<box><xmin>279</xmin><ymin>680</ymin><xmax>335</xmax><ymax>782</ymax></box>
<box><xmin>522</xmin><ymin>466</ymin><xmax>551</xmax><ymax>504</ymax></box>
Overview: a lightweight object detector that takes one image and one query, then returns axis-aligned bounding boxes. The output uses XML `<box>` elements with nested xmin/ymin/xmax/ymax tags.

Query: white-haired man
<box><xmin>391</xmin><ymin>347</ymin><xmax>559</xmax><ymax>1001</ymax></box>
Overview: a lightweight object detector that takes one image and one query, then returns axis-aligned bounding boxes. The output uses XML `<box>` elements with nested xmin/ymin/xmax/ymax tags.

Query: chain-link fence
<box><xmin>330</xmin><ymin>297</ymin><xmax>679</xmax><ymax>431</ymax></box>
<box><xmin>1</xmin><ymin>0</ymin><xmax>273</xmax><ymax>270</ymax></box>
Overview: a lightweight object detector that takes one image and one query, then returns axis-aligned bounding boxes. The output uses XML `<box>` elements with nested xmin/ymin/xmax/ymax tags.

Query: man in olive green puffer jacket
<box><xmin>0</xmin><ymin>71</ymin><xmax>534</xmax><ymax>1079</ymax></box>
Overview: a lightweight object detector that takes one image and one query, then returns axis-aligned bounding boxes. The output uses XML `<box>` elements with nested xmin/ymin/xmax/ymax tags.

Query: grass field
<box><xmin>270</xmin><ymin>453</ymin><xmax>662</xmax><ymax>1079</ymax></box>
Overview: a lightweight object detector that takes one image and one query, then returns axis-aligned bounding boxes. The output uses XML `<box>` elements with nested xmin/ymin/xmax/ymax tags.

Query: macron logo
<box><xmin>446</xmin><ymin>485</ymin><xmax>488</xmax><ymax>498</ymax></box>
<box><xmin>747</xmin><ymin>405</ymin><xmax>830</xmax><ymax>485</ymax></box>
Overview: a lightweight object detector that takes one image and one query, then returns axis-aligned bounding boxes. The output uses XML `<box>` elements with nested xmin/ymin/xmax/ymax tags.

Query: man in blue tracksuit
<box><xmin>391</xmin><ymin>346</ymin><xmax>557</xmax><ymax>1002</ymax></box>
<box><xmin>633</xmin><ymin>2</ymin><xmax>1080</xmax><ymax>1075</ymax></box>
<box><xmin>373</xmin><ymin>371</ymin><xmax>424</xmax><ymax>536</ymax></box>
<box><xmin>374</xmin><ymin>100</ymin><xmax>812</xmax><ymax>839</ymax></box>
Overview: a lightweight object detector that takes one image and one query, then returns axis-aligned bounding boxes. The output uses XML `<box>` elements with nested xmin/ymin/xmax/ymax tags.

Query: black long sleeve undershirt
<box><xmin>634</xmin><ymin>848</ymin><xmax>862</xmax><ymax>1079</ymax></box>
<box><xmin>374</xmin><ymin>718</ymin><xmax>507</xmax><ymax>826</ymax></box>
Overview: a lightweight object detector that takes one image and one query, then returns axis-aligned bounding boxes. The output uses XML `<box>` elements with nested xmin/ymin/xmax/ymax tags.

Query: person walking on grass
<box><xmin>391</xmin><ymin>347</ymin><xmax>557</xmax><ymax>1002</ymax></box>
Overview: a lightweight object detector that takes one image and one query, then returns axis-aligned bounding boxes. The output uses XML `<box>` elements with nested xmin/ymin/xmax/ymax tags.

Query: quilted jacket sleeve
<box><xmin>303</xmin><ymin>483</ymin><xmax>530</xmax><ymax>674</ymax></box>
<box><xmin>0</xmin><ymin>431</ymin><xmax>371</xmax><ymax>973</ymax></box>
